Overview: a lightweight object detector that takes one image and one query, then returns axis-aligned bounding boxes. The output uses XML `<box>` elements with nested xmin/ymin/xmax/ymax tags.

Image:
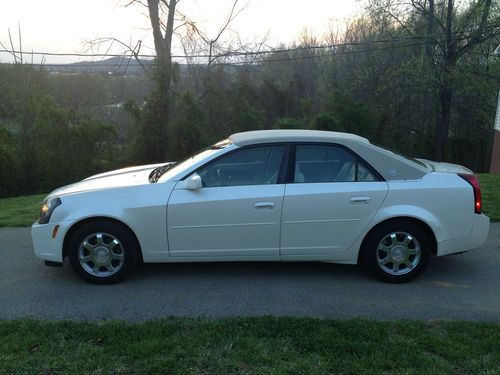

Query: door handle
<box><xmin>253</xmin><ymin>202</ymin><xmax>275</xmax><ymax>210</ymax></box>
<box><xmin>350</xmin><ymin>196</ymin><xmax>371</xmax><ymax>204</ymax></box>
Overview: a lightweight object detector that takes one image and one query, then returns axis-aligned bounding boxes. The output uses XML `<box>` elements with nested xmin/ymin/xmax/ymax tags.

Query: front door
<box><xmin>167</xmin><ymin>145</ymin><xmax>286</xmax><ymax>258</ymax></box>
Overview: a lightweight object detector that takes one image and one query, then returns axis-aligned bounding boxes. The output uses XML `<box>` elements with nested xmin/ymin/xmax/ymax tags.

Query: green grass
<box><xmin>0</xmin><ymin>194</ymin><xmax>45</xmax><ymax>227</ymax></box>
<box><xmin>0</xmin><ymin>318</ymin><xmax>499</xmax><ymax>374</ymax></box>
<box><xmin>478</xmin><ymin>173</ymin><xmax>500</xmax><ymax>221</ymax></box>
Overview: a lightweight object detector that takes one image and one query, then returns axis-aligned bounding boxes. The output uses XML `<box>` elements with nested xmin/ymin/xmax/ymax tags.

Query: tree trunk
<box><xmin>435</xmin><ymin>80</ymin><xmax>452</xmax><ymax>161</ymax></box>
<box><xmin>142</xmin><ymin>0</ymin><xmax>178</xmax><ymax>161</ymax></box>
<box><xmin>434</xmin><ymin>0</ymin><xmax>454</xmax><ymax>161</ymax></box>
<box><xmin>425</xmin><ymin>0</ymin><xmax>435</xmax><ymax>58</ymax></box>
<box><xmin>147</xmin><ymin>0</ymin><xmax>177</xmax><ymax>95</ymax></box>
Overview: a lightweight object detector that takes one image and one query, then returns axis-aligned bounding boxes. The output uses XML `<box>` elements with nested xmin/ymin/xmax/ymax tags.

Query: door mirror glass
<box><xmin>185</xmin><ymin>173</ymin><xmax>203</xmax><ymax>190</ymax></box>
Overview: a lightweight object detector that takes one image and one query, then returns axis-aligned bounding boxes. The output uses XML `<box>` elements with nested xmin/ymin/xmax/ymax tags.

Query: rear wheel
<box><xmin>68</xmin><ymin>221</ymin><xmax>138</xmax><ymax>284</ymax></box>
<box><xmin>361</xmin><ymin>221</ymin><xmax>431</xmax><ymax>283</ymax></box>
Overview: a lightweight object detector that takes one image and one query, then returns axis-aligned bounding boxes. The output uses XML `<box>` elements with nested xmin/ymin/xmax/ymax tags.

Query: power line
<box><xmin>218</xmin><ymin>41</ymin><xmax>431</xmax><ymax>65</ymax></box>
<box><xmin>1</xmin><ymin>29</ymin><xmax>497</xmax><ymax>69</ymax></box>
<box><xmin>1</xmin><ymin>41</ymin><xmax>428</xmax><ymax>68</ymax></box>
<box><xmin>1</xmin><ymin>28</ymin><xmax>497</xmax><ymax>61</ymax></box>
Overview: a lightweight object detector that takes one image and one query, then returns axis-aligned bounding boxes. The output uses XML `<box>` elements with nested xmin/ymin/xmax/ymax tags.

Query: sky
<box><xmin>0</xmin><ymin>0</ymin><xmax>362</xmax><ymax>64</ymax></box>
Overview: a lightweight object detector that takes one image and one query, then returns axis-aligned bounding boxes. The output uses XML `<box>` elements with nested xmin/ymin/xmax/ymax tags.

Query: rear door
<box><xmin>281</xmin><ymin>143</ymin><xmax>388</xmax><ymax>257</ymax></box>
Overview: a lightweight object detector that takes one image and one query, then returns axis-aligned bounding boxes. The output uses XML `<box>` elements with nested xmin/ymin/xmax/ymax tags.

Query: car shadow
<box><xmin>130</xmin><ymin>261</ymin><xmax>369</xmax><ymax>283</ymax></box>
<box><xmin>49</xmin><ymin>252</ymin><xmax>482</xmax><ymax>287</ymax></box>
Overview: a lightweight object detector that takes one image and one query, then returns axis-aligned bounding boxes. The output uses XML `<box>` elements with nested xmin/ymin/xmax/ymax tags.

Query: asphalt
<box><xmin>0</xmin><ymin>224</ymin><xmax>499</xmax><ymax>321</ymax></box>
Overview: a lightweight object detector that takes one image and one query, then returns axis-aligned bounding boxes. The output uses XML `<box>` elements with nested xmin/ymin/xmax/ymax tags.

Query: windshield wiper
<box><xmin>149</xmin><ymin>162</ymin><xmax>177</xmax><ymax>183</ymax></box>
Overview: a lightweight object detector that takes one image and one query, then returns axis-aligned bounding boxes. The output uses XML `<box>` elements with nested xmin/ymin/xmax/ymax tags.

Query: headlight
<box><xmin>39</xmin><ymin>197</ymin><xmax>62</xmax><ymax>224</ymax></box>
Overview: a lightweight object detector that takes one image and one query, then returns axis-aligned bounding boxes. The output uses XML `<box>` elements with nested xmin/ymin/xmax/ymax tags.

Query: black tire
<box><xmin>361</xmin><ymin>221</ymin><xmax>431</xmax><ymax>283</ymax></box>
<box><xmin>68</xmin><ymin>221</ymin><xmax>139</xmax><ymax>284</ymax></box>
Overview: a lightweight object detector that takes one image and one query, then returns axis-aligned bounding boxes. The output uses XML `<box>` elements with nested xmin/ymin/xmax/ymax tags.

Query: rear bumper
<box><xmin>437</xmin><ymin>213</ymin><xmax>490</xmax><ymax>256</ymax></box>
<box><xmin>31</xmin><ymin>220</ymin><xmax>72</xmax><ymax>262</ymax></box>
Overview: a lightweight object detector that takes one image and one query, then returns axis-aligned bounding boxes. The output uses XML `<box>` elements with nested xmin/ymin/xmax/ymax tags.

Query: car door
<box><xmin>281</xmin><ymin>143</ymin><xmax>388</xmax><ymax>257</ymax></box>
<box><xmin>167</xmin><ymin>145</ymin><xmax>287</xmax><ymax>258</ymax></box>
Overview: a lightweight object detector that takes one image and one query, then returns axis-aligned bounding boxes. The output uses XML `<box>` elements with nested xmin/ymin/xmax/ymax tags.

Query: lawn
<box><xmin>0</xmin><ymin>318</ymin><xmax>499</xmax><ymax>374</ymax></box>
<box><xmin>477</xmin><ymin>173</ymin><xmax>500</xmax><ymax>222</ymax></box>
<box><xmin>0</xmin><ymin>194</ymin><xmax>46</xmax><ymax>227</ymax></box>
<box><xmin>0</xmin><ymin>174</ymin><xmax>499</xmax><ymax>227</ymax></box>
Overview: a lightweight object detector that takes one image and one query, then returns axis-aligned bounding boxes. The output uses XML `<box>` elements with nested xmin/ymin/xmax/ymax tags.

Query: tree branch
<box><xmin>8</xmin><ymin>28</ymin><xmax>18</xmax><ymax>64</ymax></box>
<box><xmin>86</xmin><ymin>37</ymin><xmax>150</xmax><ymax>74</ymax></box>
<box><xmin>410</xmin><ymin>0</ymin><xmax>446</xmax><ymax>31</ymax></box>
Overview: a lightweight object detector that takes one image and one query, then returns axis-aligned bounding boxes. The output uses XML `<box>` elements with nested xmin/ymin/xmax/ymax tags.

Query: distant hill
<box><xmin>44</xmin><ymin>56</ymin><xmax>154</xmax><ymax>76</ymax></box>
<box><xmin>1</xmin><ymin>57</ymin><xmax>246</xmax><ymax>77</ymax></box>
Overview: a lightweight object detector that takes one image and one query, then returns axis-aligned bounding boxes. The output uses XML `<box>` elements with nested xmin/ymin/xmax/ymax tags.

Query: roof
<box><xmin>230</xmin><ymin>129</ymin><xmax>369</xmax><ymax>146</ymax></box>
<box><xmin>229</xmin><ymin>129</ymin><xmax>428</xmax><ymax>181</ymax></box>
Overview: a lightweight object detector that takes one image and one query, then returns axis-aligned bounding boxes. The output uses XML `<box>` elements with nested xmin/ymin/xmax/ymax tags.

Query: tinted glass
<box><xmin>294</xmin><ymin>145</ymin><xmax>377</xmax><ymax>183</ymax></box>
<box><xmin>199</xmin><ymin>146</ymin><xmax>284</xmax><ymax>187</ymax></box>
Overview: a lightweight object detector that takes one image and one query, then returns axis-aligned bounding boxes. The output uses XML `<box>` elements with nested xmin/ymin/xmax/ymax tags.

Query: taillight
<box><xmin>458</xmin><ymin>174</ymin><xmax>482</xmax><ymax>214</ymax></box>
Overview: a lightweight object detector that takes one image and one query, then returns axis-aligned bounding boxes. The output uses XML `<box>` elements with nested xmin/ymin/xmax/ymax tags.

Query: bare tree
<box><xmin>0</xmin><ymin>26</ymin><xmax>23</xmax><ymax>64</ymax></box>
<box><xmin>98</xmin><ymin>0</ymin><xmax>256</xmax><ymax>161</ymax></box>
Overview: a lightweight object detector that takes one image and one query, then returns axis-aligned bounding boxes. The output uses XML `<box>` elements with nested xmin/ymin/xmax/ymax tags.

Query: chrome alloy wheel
<box><xmin>376</xmin><ymin>231</ymin><xmax>421</xmax><ymax>276</ymax></box>
<box><xmin>78</xmin><ymin>232</ymin><xmax>125</xmax><ymax>277</ymax></box>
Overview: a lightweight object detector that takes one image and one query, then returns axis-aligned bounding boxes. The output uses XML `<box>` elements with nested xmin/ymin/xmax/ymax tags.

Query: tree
<box><xmin>117</xmin><ymin>0</ymin><xmax>254</xmax><ymax>161</ymax></box>
<box><xmin>117</xmin><ymin>0</ymin><xmax>178</xmax><ymax>162</ymax></box>
<box><xmin>367</xmin><ymin>0</ymin><xmax>500</xmax><ymax>160</ymax></box>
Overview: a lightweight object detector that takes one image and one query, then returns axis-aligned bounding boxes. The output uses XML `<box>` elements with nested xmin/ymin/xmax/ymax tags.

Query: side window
<box><xmin>294</xmin><ymin>145</ymin><xmax>377</xmax><ymax>183</ymax></box>
<box><xmin>198</xmin><ymin>146</ymin><xmax>285</xmax><ymax>187</ymax></box>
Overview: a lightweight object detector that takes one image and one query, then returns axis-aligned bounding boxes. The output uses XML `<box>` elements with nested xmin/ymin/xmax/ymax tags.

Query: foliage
<box><xmin>0</xmin><ymin>0</ymin><xmax>498</xmax><ymax>197</ymax></box>
<box><xmin>365</xmin><ymin>0</ymin><xmax>500</xmax><ymax>161</ymax></box>
<box><xmin>169</xmin><ymin>92</ymin><xmax>208</xmax><ymax>159</ymax></box>
<box><xmin>274</xmin><ymin>117</ymin><xmax>306</xmax><ymax>129</ymax></box>
<box><xmin>0</xmin><ymin>65</ymin><xmax>121</xmax><ymax>196</ymax></box>
<box><xmin>30</xmin><ymin>96</ymin><xmax>115</xmax><ymax>191</ymax></box>
<box><xmin>0</xmin><ymin>128</ymin><xmax>19</xmax><ymax>196</ymax></box>
<box><xmin>1</xmin><ymin>318</ymin><xmax>500</xmax><ymax>374</ymax></box>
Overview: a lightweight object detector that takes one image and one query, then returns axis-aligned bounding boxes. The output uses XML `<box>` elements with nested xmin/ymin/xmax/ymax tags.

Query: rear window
<box><xmin>294</xmin><ymin>145</ymin><xmax>377</xmax><ymax>183</ymax></box>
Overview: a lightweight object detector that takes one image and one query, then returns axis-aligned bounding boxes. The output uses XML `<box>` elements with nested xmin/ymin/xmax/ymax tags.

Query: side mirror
<box><xmin>184</xmin><ymin>173</ymin><xmax>203</xmax><ymax>190</ymax></box>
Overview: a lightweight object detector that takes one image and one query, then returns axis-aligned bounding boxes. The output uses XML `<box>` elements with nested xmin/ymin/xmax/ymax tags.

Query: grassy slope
<box><xmin>0</xmin><ymin>318</ymin><xmax>499</xmax><ymax>374</ymax></box>
<box><xmin>0</xmin><ymin>194</ymin><xmax>45</xmax><ymax>227</ymax></box>
<box><xmin>0</xmin><ymin>174</ymin><xmax>498</xmax><ymax>227</ymax></box>
<box><xmin>477</xmin><ymin>173</ymin><xmax>500</xmax><ymax>222</ymax></box>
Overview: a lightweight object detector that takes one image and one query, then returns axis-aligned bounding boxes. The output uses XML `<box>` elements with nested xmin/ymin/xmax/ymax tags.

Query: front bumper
<box><xmin>437</xmin><ymin>213</ymin><xmax>490</xmax><ymax>256</ymax></box>
<box><xmin>31</xmin><ymin>220</ymin><xmax>72</xmax><ymax>262</ymax></box>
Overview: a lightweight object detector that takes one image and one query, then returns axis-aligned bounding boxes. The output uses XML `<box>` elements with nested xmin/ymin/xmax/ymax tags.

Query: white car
<box><xmin>32</xmin><ymin>130</ymin><xmax>490</xmax><ymax>284</ymax></box>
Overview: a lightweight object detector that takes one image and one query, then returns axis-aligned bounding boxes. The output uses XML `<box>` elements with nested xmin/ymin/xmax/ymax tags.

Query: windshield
<box><xmin>156</xmin><ymin>139</ymin><xmax>232</xmax><ymax>182</ymax></box>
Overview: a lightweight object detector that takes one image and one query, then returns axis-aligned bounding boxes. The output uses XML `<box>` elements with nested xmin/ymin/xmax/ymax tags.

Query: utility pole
<box><xmin>489</xmin><ymin>45</ymin><xmax>500</xmax><ymax>173</ymax></box>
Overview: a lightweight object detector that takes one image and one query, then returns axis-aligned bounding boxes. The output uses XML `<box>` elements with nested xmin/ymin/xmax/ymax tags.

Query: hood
<box><xmin>416</xmin><ymin>159</ymin><xmax>473</xmax><ymax>174</ymax></box>
<box><xmin>84</xmin><ymin>163</ymin><xmax>167</xmax><ymax>180</ymax></box>
<box><xmin>47</xmin><ymin>163</ymin><xmax>171</xmax><ymax>199</ymax></box>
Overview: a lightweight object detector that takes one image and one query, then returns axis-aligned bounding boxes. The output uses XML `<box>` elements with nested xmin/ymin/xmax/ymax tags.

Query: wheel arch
<box><xmin>357</xmin><ymin>216</ymin><xmax>438</xmax><ymax>265</ymax></box>
<box><xmin>62</xmin><ymin>216</ymin><xmax>144</xmax><ymax>262</ymax></box>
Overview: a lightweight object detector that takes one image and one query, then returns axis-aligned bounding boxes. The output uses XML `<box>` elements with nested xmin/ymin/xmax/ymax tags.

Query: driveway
<box><xmin>1</xmin><ymin>224</ymin><xmax>499</xmax><ymax>321</ymax></box>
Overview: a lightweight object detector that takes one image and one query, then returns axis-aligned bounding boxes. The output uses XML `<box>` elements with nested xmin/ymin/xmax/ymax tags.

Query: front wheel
<box><xmin>361</xmin><ymin>221</ymin><xmax>431</xmax><ymax>283</ymax></box>
<box><xmin>68</xmin><ymin>221</ymin><xmax>139</xmax><ymax>284</ymax></box>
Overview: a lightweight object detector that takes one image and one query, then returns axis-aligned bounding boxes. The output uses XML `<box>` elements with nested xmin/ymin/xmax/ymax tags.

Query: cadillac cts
<box><xmin>31</xmin><ymin>130</ymin><xmax>490</xmax><ymax>284</ymax></box>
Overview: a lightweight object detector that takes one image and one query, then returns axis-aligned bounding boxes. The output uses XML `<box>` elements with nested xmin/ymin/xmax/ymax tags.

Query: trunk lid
<box><xmin>416</xmin><ymin>159</ymin><xmax>473</xmax><ymax>174</ymax></box>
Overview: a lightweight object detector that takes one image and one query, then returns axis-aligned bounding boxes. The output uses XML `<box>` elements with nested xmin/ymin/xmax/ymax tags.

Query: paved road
<box><xmin>1</xmin><ymin>225</ymin><xmax>499</xmax><ymax>321</ymax></box>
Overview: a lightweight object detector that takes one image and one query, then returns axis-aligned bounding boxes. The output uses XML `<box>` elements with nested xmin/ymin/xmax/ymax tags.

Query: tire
<box><xmin>361</xmin><ymin>221</ymin><xmax>431</xmax><ymax>283</ymax></box>
<box><xmin>68</xmin><ymin>221</ymin><xmax>139</xmax><ymax>284</ymax></box>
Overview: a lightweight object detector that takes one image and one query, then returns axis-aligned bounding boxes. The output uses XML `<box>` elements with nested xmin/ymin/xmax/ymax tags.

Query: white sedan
<box><xmin>32</xmin><ymin>130</ymin><xmax>490</xmax><ymax>284</ymax></box>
